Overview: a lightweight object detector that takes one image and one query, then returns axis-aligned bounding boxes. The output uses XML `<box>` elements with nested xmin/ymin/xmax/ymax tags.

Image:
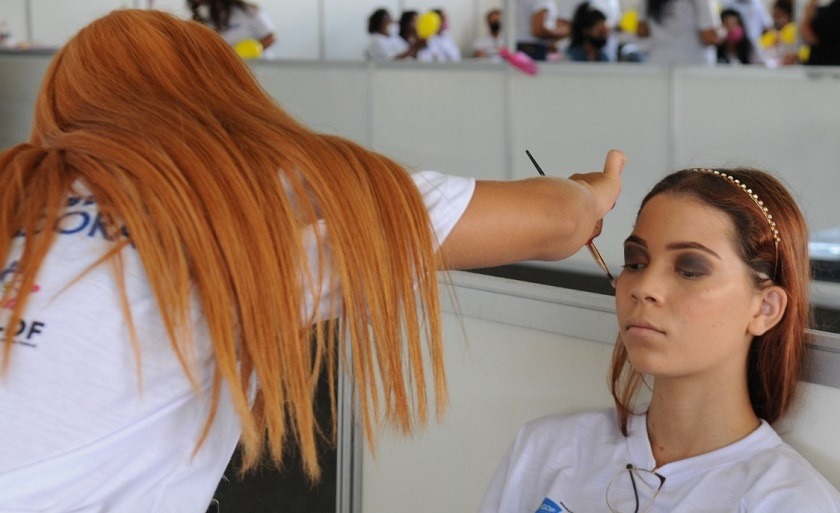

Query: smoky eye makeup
<box><xmin>674</xmin><ymin>252</ymin><xmax>713</xmax><ymax>276</ymax></box>
<box><xmin>622</xmin><ymin>243</ymin><xmax>646</xmax><ymax>266</ymax></box>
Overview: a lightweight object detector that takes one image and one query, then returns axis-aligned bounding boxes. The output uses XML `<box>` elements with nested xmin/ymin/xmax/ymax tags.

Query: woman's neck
<box><xmin>583</xmin><ymin>42</ymin><xmax>599</xmax><ymax>61</ymax></box>
<box><xmin>646</xmin><ymin>378</ymin><xmax>760</xmax><ymax>468</ymax></box>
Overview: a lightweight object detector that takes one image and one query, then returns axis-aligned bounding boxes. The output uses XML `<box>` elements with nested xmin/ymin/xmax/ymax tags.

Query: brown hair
<box><xmin>0</xmin><ymin>10</ymin><xmax>446</xmax><ymax>480</ymax></box>
<box><xmin>610</xmin><ymin>168</ymin><xmax>811</xmax><ymax>433</ymax></box>
<box><xmin>189</xmin><ymin>0</ymin><xmax>256</xmax><ymax>31</ymax></box>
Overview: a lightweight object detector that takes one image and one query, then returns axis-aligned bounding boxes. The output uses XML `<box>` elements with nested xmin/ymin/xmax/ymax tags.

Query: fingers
<box><xmin>587</xmin><ymin>219</ymin><xmax>603</xmax><ymax>244</ymax></box>
<box><xmin>603</xmin><ymin>149</ymin><xmax>626</xmax><ymax>178</ymax></box>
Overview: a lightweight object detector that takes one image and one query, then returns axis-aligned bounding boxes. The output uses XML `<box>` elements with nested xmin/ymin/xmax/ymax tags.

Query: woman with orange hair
<box><xmin>0</xmin><ymin>9</ymin><xmax>623</xmax><ymax>513</ymax></box>
<box><xmin>480</xmin><ymin>168</ymin><xmax>840</xmax><ymax>512</ymax></box>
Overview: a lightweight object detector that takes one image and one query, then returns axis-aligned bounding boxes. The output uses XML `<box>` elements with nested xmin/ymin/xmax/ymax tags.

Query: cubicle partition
<box><xmin>2</xmin><ymin>53</ymin><xmax>840</xmax><ymax>512</ymax></box>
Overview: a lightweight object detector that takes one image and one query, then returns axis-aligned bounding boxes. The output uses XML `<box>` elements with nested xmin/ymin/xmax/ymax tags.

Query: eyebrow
<box><xmin>624</xmin><ymin>234</ymin><xmax>722</xmax><ymax>259</ymax></box>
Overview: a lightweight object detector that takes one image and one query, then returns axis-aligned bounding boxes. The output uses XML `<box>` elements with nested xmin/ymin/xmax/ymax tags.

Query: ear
<box><xmin>748</xmin><ymin>286</ymin><xmax>788</xmax><ymax>336</ymax></box>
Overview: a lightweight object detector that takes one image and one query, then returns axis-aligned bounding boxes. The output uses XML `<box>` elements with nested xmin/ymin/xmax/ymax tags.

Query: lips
<box><xmin>625</xmin><ymin>319</ymin><xmax>665</xmax><ymax>334</ymax></box>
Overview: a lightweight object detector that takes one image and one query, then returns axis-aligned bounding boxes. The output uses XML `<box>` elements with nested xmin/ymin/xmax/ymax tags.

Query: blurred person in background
<box><xmin>473</xmin><ymin>8</ymin><xmax>504</xmax><ymax>59</ymax></box>
<box><xmin>717</xmin><ymin>8</ymin><xmax>761</xmax><ymax>64</ymax></box>
<box><xmin>566</xmin><ymin>2</ymin><xmax>611</xmax><ymax>61</ymax></box>
<box><xmin>801</xmin><ymin>0</ymin><xmax>840</xmax><ymax>65</ymax></box>
<box><xmin>399</xmin><ymin>10</ymin><xmax>420</xmax><ymax>47</ymax></box>
<box><xmin>724</xmin><ymin>0</ymin><xmax>773</xmax><ymax>48</ymax></box>
<box><xmin>760</xmin><ymin>0</ymin><xmax>799</xmax><ymax>65</ymax></box>
<box><xmin>557</xmin><ymin>0</ymin><xmax>622</xmax><ymax>60</ymax></box>
<box><xmin>516</xmin><ymin>0</ymin><xmax>570</xmax><ymax>60</ymax></box>
<box><xmin>365</xmin><ymin>8</ymin><xmax>422</xmax><ymax>61</ymax></box>
<box><xmin>636</xmin><ymin>0</ymin><xmax>722</xmax><ymax>65</ymax></box>
<box><xmin>188</xmin><ymin>0</ymin><xmax>276</xmax><ymax>57</ymax></box>
<box><xmin>423</xmin><ymin>8</ymin><xmax>462</xmax><ymax>62</ymax></box>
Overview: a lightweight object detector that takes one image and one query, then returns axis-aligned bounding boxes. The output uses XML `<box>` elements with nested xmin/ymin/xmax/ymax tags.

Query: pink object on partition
<box><xmin>498</xmin><ymin>47</ymin><xmax>538</xmax><ymax>76</ymax></box>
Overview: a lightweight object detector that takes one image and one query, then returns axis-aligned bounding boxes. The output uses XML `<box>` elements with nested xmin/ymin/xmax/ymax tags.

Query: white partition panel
<box><xmin>250</xmin><ymin>61</ymin><xmax>371</xmax><ymax>144</ymax></box>
<box><xmin>29</xmin><ymin>0</ymin><xmax>128</xmax><ymax>47</ymax></box>
<box><xmin>361</xmin><ymin>280</ymin><xmax>618</xmax><ymax>513</ymax></box>
<box><xmin>264</xmin><ymin>0</ymin><xmax>320</xmax><ymax>60</ymax></box>
<box><xmin>672</xmin><ymin>66</ymin><xmax>840</xmax><ymax>236</ymax></box>
<box><xmin>323</xmin><ymin>0</ymin><xmax>400</xmax><ymax>61</ymax></box>
<box><xmin>148</xmin><ymin>0</ymin><xmax>189</xmax><ymax>17</ymax></box>
<box><xmin>360</xmin><ymin>272</ymin><xmax>840</xmax><ymax>512</ymax></box>
<box><xmin>0</xmin><ymin>0</ymin><xmax>28</xmax><ymax>45</ymax></box>
<box><xmin>509</xmin><ymin>64</ymin><xmax>672</xmax><ymax>276</ymax></box>
<box><xmin>0</xmin><ymin>53</ymin><xmax>50</xmax><ymax>148</ymax></box>
<box><xmin>370</xmin><ymin>62</ymin><xmax>507</xmax><ymax>179</ymax></box>
<box><xmin>782</xmin><ymin>382</ymin><xmax>840</xmax><ymax>486</ymax></box>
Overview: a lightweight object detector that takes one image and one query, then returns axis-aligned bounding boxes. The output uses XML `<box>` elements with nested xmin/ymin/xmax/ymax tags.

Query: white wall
<box><xmin>0</xmin><ymin>0</ymin><xmax>28</xmax><ymax>45</ymax></box>
<box><xmin>672</xmin><ymin>66</ymin><xmax>840</xmax><ymax>236</ymax></box>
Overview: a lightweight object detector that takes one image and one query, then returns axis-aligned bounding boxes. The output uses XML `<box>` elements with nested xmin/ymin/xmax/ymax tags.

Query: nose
<box><xmin>621</xmin><ymin>269</ymin><xmax>663</xmax><ymax>305</ymax></box>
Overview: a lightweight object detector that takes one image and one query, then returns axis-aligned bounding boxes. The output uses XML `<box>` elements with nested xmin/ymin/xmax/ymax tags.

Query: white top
<box><xmin>472</xmin><ymin>34</ymin><xmax>504</xmax><ymax>59</ymax></box>
<box><xmin>210</xmin><ymin>5</ymin><xmax>276</xmax><ymax>59</ymax></box>
<box><xmin>0</xmin><ymin>171</ymin><xmax>475</xmax><ymax>513</ymax></box>
<box><xmin>516</xmin><ymin>0</ymin><xmax>560</xmax><ymax>45</ymax></box>
<box><xmin>365</xmin><ymin>33</ymin><xmax>410</xmax><ymax>61</ymax></box>
<box><xmin>479</xmin><ymin>408</ymin><xmax>840</xmax><ymax>512</ymax></box>
<box><xmin>639</xmin><ymin>0</ymin><xmax>720</xmax><ymax>65</ymax></box>
<box><xmin>557</xmin><ymin>0</ymin><xmax>623</xmax><ymax>27</ymax></box>
<box><xmin>418</xmin><ymin>32</ymin><xmax>463</xmax><ymax>62</ymax></box>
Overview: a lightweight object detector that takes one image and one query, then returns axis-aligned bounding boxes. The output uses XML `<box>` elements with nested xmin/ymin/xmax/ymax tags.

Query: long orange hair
<box><xmin>0</xmin><ymin>9</ymin><xmax>446</xmax><ymax>480</ymax></box>
<box><xmin>610</xmin><ymin>168</ymin><xmax>811</xmax><ymax>433</ymax></box>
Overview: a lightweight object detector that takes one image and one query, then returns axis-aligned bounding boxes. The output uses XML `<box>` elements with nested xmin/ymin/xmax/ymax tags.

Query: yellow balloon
<box><xmin>780</xmin><ymin>23</ymin><xmax>797</xmax><ymax>45</ymax></box>
<box><xmin>416</xmin><ymin>11</ymin><xmax>441</xmax><ymax>39</ymax></box>
<box><xmin>798</xmin><ymin>45</ymin><xmax>810</xmax><ymax>63</ymax></box>
<box><xmin>760</xmin><ymin>30</ymin><xmax>778</xmax><ymax>48</ymax></box>
<box><xmin>234</xmin><ymin>38</ymin><xmax>263</xmax><ymax>59</ymax></box>
<box><xmin>619</xmin><ymin>9</ymin><xmax>638</xmax><ymax>34</ymax></box>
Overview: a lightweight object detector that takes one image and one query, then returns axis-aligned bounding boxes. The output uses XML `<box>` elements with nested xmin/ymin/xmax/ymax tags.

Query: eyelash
<box><xmin>621</xmin><ymin>263</ymin><xmax>644</xmax><ymax>271</ymax></box>
<box><xmin>621</xmin><ymin>262</ymin><xmax>706</xmax><ymax>279</ymax></box>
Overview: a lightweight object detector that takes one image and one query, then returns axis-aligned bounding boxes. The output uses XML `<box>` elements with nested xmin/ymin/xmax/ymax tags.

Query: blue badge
<box><xmin>535</xmin><ymin>497</ymin><xmax>563</xmax><ymax>513</ymax></box>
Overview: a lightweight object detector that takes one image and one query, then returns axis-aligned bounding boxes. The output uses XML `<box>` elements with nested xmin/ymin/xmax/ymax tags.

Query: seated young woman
<box><xmin>479</xmin><ymin>167</ymin><xmax>840</xmax><ymax>512</ymax></box>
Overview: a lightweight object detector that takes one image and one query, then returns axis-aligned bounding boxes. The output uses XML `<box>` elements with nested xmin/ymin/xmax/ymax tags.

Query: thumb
<box><xmin>603</xmin><ymin>149</ymin><xmax>626</xmax><ymax>178</ymax></box>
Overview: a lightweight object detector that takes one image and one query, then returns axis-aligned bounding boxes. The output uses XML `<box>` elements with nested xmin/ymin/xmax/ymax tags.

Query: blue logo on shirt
<box><xmin>535</xmin><ymin>498</ymin><xmax>563</xmax><ymax>513</ymax></box>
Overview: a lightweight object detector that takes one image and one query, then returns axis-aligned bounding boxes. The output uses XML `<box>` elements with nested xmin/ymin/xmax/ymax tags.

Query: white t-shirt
<box><xmin>517</xmin><ymin>0</ymin><xmax>560</xmax><ymax>45</ymax></box>
<box><xmin>479</xmin><ymin>408</ymin><xmax>840</xmax><ymax>512</ymax></box>
<box><xmin>365</xmin><ymin>33</ymin><xmax>410</xmax><ymax>61</ymax></box>
<box><xmin>210</xmin><ymin>5</ymin><xmax>276</xmax><ymax>58</ymax></box>
<box><xmin>0</xmin><ymin>170</ymin><xmax>475</xmax><ymax>513</ymax></box>
<box><xmin>639</xmin><ymin>0</ymin><xmax>720</xmax><ymax>65</ymax></box>
<box><xmin>418</xmin><ymin>32</ymin><xmax>462</xmax><ymax>62</ymax></box>
<box><xmin>472</xmin><ymin>34</ymin><xmax>504</xmax><ymax>59</ymax></box>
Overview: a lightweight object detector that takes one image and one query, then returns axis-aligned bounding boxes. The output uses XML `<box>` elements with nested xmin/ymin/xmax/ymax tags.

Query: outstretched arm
<box><xmin>800</xmin><ymin>0</ymin><xmax>820</xmax><ymax>45</ymax></box>
<box><xmin>438</xmin><ymin>149</ymin><xmax>625</xmax><ymax>269</ymax></box>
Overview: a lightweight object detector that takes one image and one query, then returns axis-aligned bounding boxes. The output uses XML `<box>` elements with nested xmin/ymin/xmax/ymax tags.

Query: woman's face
<box><xmin>380</xmin><ymin>13</ymin><xmax>393</xmax><ymax>35</ymax></box>
<box><xmin>614</xmin><ymin>193</ymin><xmax>763</xmax><ymax>384</ymax></box>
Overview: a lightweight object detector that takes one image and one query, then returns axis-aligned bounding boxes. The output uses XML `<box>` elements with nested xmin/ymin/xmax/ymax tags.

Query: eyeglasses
<box><xmin>605</xmin><ymin>463</ymin><xmax>666</xmax><ymax>513</ymax></box>
<box><xmin>526</xmin><ymin>150</ymin><xmax>616</xmax><ymax>288</ymax></box>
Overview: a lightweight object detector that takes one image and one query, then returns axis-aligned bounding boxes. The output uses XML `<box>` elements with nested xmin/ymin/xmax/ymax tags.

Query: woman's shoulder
<box><xmin>494</xmin><ymin>408</ymin><xmax>626</xmax><ymax>473</ymax></box>
<box><xmin>738</xmin><ymin>426</ymin><xmax>840</xmax><ymax>510</ymax></box>
<box><xmin>516</xmin><ymin>407</ymin><xmax>622</xmax><ymax>446</ymax></box>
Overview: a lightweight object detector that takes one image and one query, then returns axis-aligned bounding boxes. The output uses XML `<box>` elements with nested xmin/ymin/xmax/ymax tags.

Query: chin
<box><xmin>625</xmin><ymin>350</ymin><xmax>667</xmax><ymax>377</ymax></box>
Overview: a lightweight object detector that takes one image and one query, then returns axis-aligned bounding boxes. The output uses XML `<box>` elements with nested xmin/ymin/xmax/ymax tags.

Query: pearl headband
<box><xmin>693</xmin><ymin>168</ymin><xmax>780</xmax><ymax>279</ymax></box>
